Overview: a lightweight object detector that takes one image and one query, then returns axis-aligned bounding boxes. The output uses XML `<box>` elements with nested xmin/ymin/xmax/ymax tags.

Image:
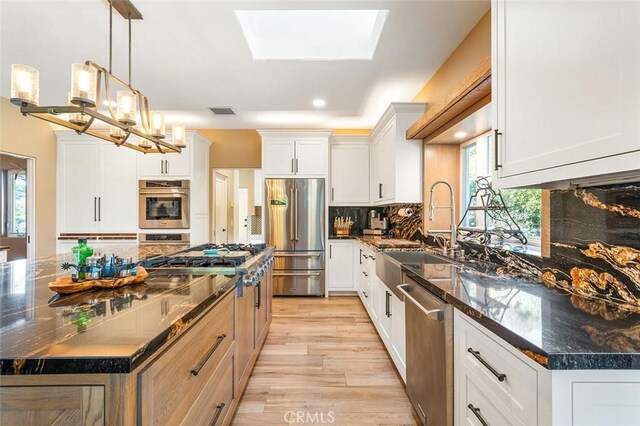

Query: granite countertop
<box><xmin>356</xmin><ymin>236</ymin><xmax>421</xmax><ymax>250</ymax></box>
<box><xmin>0</xmin><ymin>246</ymin><xmax>9</xmax><ymax>251</ymax></box>
<box><xmin>0</xmin><ymin>244</ymin><xmax>238</xmax><ymax>375</ymax></box>
<box><xmin>398</xmin><ymin>252</ymin><xmax>640</xmax><ymax>370</ymax></box>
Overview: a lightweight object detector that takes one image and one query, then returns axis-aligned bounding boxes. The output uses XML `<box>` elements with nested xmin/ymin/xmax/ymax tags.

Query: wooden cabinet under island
<box><xmin>0</xmin><ymin>246</ymin><xmax>273</xmax><ymax>425</ymax></box>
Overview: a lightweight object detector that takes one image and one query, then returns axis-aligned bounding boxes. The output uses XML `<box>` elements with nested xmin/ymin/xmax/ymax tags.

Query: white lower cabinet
<box><xmin>354</xmin><ymin>242</ymin><xmax>406</xmax><ymax>381</ymax></box>
<box><xmin>327</xmin><ymin>241</ymin><xmax>355</xmax><ymax>292</ymax></box>
<box><xmin>455</xmin><ymin>309</ymin><xmax>640</xmax><ymax>426</ymax></box>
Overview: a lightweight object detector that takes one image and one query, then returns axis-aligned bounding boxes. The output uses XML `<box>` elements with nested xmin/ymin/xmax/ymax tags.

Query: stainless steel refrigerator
<box><xmin>265</xmin><ymin>178</ymin><xmax>325</xmax><ymax>296</ymax></box>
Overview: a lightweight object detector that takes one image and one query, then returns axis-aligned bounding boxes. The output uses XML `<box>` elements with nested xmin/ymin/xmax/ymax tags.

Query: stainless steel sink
<box><xmin>376</xmin><ymin>251</ymin><xmax>454</xmax><ymax>298</ymax></box>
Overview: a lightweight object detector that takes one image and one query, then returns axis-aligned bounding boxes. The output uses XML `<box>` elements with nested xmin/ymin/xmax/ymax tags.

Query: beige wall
<box><xmin>0</xmin><ymin>97</ymin><xmax>57</xmax><ymax>258</ymax></box>
<box><xmin>413</xmin><ymin>11</ymin><xmax>490</xmax><ymax>104</ymax></box>
<box><xmin>199</xmin><ymin>129</ymin><xmax>262</xmax><ymax>169</ymax></box>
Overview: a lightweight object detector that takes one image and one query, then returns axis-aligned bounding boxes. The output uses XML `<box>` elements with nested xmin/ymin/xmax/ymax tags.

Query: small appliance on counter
<box><xmin>364</xmin><ymin>209</ymin><xmax>389</xmax><ymax>236</ymax></box>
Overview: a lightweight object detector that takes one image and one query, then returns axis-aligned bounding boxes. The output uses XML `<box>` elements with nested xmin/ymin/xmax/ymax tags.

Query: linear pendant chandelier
<box><xmin>9</xmin><ymin>0</ymin><xmax>183</xmax><ymax>154</ymax></box>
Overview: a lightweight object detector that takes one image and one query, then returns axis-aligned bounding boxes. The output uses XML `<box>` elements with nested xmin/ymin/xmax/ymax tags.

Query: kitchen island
<box><xmin>0</xmin><ymin>244</ymin><xmax>273</xmax><ymax>425</ymax></box>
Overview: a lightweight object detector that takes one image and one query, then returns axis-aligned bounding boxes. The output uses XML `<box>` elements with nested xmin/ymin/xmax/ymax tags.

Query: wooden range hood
<box><xmin>406</xmin><ymin>56</ymin><xmax>491</xmax><ymax>142</ymax></box>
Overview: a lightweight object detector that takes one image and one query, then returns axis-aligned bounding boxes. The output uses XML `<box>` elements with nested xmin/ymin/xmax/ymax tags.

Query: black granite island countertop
<box><xmin>400</xmin><ymin>255</ymin><xmax>640</xmax><ymax>370</ymax></box>
<box><xmin>0</xmin><ymin>245</ymin><xmax>238</xmax><ymax>375</ymax></box>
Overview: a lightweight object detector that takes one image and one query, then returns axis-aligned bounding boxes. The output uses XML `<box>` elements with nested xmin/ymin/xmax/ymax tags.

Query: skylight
<box><xmin>235</xmin><ymin>10</ymin><xmax>388</xmax><ymax>61</ymax></box>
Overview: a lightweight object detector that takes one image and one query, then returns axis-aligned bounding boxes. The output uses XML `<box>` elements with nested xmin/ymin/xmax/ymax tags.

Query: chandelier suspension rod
<box><xmin>128</xmin><ymin>14</ymin><xmax>132</xmax><ymax>85</ymax></box>
<box><xmin>109</xmin><ymin>0</ymin><xmax>113</xmax><ymax>74</ymax></box>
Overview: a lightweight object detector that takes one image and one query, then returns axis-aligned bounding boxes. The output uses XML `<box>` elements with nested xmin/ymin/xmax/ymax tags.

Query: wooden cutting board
<box><xmin>48</xmin><ymin>266</ymin><xmax>149</xmax><ymax>295</ymax></box>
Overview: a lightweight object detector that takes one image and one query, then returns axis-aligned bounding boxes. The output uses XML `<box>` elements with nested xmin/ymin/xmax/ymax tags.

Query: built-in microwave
<box><xmin>139</xmin><ymin>180</ymin><xmax>190</xmax><ymax>229</ymax></box>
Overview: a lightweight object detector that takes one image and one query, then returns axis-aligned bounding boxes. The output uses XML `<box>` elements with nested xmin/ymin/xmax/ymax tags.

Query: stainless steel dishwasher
<box><xmin>398</xmin><ymin>277</ymin><xmax>453</xmax><ymax>426</ymax></box>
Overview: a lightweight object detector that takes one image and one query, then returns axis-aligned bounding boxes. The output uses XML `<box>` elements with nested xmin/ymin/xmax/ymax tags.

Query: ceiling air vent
<box><xmin>209</xmin><ymin>107</ymin><xmax>236</xmax><ymax>115</ymax></box>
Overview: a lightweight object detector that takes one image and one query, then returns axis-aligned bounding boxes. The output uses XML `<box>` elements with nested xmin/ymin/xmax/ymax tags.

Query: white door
<box><xmin>378</xmin><ymin>280</ymin><xmax>392</xmax><ymax>343</ymax></box>
<box><xmin>371</xmin><ymin>138</ymin><xmax>384</xmax><ymax>203</ymax></box>
<box><xmin>165</xmin><ymin>143</ymin><xmax>191</xmax><ymax>178</ymax></box>
<box><xmin>295</xmin><ymin>139</ymin><xmax>328</xmax><ymax>176</ymax></box>
<box><xmin>237</xmin><ymin>188</ymin><xmax>249</xmax><ymax>243</ymax></box>
<box><xmin>263</xmin><ymin>140</ymin><xmax>295</xmax><ymax>176</ymax></box>
<box><xmin>391</xmin><ymin>294</ymin><xmax>406</xmax><ymax>374</ymax></box>
<box><xmin>330</xmin><ymin>144</ymin><xmax>369</xmax><ymax>205</ymax></box>
<box><xmin>494</xmin><ymin>0</ymin><xmax>640</xmax><ymax>179</ymax></box>
<box><xmin>327</xmin><ymin>242</ymin><xmax>354</xmax><ymax>290</ymax></box>
<box><xmin>138</xmin><ymin>153</ymin><xmax>165</xmax><ymax>179</ymax></box>
<box><xmin>97</xmin><ymin>143</ymin><xmax>138</xmax><ymax>232</ymax></box>
<box><xmin>59</xmin><ymin>141</ymin><xmax>98</xmax><ymax>232</ymax></box>
<box><xmin>214</xmin><ymin>173</ymin><xmax>228</xmax><ymax>244</ymax></box>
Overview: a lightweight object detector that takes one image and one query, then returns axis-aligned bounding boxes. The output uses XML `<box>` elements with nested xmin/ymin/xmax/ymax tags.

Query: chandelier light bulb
<box><xmin>10</xmin><ymin>64</ymin><xmax>39</xmax><ymax>106</ymax></box>
<box><xmin>172</xmin><ymin>124</ymin><xmax>186</xmax><ymax>148</ymax></box>
<box><xmin>70</xmin><ymin>63</ymin><xmax>97</xmax><ymax>107</ymax></box>
<box><xmin>150</xmin><ymin>111</ymin><xmax>166</xmax><ymax>138</ymax></box>
<box><xmin>117</xmin><ymin>91</ymin><xmax>137</xmax><ymax>126</ymax></box>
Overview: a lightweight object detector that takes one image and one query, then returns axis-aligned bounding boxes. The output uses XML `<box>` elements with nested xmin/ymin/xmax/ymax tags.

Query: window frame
<box><xmin>7</xmin><ymin>169</ymin><xmax>27</xmax><ymax>237</ymax></box>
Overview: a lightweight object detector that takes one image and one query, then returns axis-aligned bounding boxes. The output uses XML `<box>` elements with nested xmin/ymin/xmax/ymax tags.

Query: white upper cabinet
<box><xmin>370</xmin><ymin>103</ymin><xmax>426</xmax><ymax>205</ymax></box>
<box><xmin>57</xmin><ymin>134</ymin><xmax>138</xmax><ymax>234</ymax></box>
<box><xmin>260</xmin><ymin>131</ymin><xmax>330</xmax><ymax>177</ymax></box>
<box><xmin>329</xmin><ymin>137</ymin><xmax>370</xmax><ymax>205</ymax></box>
<box><xmin>492</xmin><ymin>0</ymin><xmax>640</xmax><ymax>188</ymax></box>
<box><xmin>138</xmin><ymin>132</ymin><xmax>191</xmax><ymax>179</ymax></box>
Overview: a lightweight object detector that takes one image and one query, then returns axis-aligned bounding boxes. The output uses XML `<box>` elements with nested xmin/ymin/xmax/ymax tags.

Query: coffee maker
<box><xmin>364</xmin><ymin>210</ymin><xmax>389</xmax><ymax>235</ymax></box>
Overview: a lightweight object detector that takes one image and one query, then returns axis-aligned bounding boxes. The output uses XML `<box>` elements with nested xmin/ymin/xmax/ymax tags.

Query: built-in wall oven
<box><xmin>139</xmin><ymin>180</ymin><xmax>190</xmax><ymax>229</ymax></box>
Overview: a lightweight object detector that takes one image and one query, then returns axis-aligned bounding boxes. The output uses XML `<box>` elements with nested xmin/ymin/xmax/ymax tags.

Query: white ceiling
<box><xmin>1</xmin><ymin>0</ymin><xmax>489</xmax><ymax>130</ymax></box>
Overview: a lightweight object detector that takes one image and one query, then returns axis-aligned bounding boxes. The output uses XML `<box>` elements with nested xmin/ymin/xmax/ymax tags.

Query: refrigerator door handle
<box><xmin>275</xmin><ymin>253</ymin><xmax>322</xmax><ymax>258</ymax></box>
<box><xmin>273</xmin><ymin>272</ymin><xmax>322</xmax><ymax>277</ymax></box>
<box><xmin>289</xmin><ymin>188</ymin><xmax>295</xmax><ymax>241</ymax></box>
<box><xmin>294</xmin><ymin>188</ymin><xmax>299</xmax><ymax>241</ymax></box>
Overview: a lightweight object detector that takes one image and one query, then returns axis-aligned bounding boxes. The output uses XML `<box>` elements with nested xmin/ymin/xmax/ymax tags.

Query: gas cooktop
<box><xmin>142</xmin><ymin>243</ymin><xmax>272</xmax><ymax>276</ymax></box>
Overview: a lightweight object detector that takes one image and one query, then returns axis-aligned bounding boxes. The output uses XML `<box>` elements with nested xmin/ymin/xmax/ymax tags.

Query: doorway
<box><xmin>0</xmin><ymin>152</ymin><xmax>35</xmax><ymax>261</ymax></box>
<box><xmin>214</xmin><ymin>172</ymin><xmax>229</xmax><ymax>244</ymax></box>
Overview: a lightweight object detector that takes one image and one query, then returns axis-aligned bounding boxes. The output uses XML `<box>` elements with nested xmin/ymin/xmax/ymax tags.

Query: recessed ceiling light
<box><xmin>313</xmin><ymin>99</ymin><xmax>326</xmax><ymax>108</ymax></box>
<box><xmin>235</xmin><ymin>10</ymin><xmax>388</xmax><ymax>61</ymax></box>
<box><xmin>454</xmin><ymin>131</ymin><xmax>468</xmax><ymax>139</ymax></box>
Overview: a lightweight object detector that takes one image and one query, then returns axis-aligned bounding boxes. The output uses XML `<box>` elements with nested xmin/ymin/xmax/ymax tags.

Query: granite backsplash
<box><xmin>452</xmin><ymin>183</ymin><xmax>640</xmax><ymax>318</ymax></box>
<box><xmin>329</xmin><ymin>204</ymin><xmax>422</xmax><ymax>238</ymax></box>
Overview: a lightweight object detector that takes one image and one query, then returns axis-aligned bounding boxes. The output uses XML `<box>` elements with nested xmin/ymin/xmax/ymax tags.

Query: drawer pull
<box><xmin>191</xmin><ymin>334</ymin><xmax>227</xmax><ymax>376</ymax></box>
<box><xmin>467</xmin><ymin>404</ymin><xmax>489</xmax><ymax>426</ymax></box>
<box><xmin>211</xmin><ymin>402</ymin><xmax>226</xmax><ymax>426</ymax></box>
<box><xmin>467</xmin><ymin>348</ymin><xmax>507</xmax><ymax>382</ymax></box>
<box><xmin>362</xmin><ymin>271</ymin><xmax>368</xmax><ymax>277</ymax></box>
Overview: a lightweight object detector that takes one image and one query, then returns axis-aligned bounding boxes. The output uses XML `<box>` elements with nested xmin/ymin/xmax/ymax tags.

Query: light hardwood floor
<box><xmin>231</xmin><ymin>297</ymin><xmax>419</xmax><ymax>426</ymax></box>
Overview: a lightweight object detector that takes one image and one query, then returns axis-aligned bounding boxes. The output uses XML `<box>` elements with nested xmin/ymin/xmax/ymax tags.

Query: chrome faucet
<box><xmin>428</xmin><ymin>180</ymin><xmax>460</xmax><ymax>254</ymax></box>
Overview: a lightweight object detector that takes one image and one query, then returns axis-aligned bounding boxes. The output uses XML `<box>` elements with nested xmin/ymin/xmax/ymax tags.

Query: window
<box><xmin>460</xmin><ymin>133</ymin><xmax>542</xmax><ymax>250</ymax></box>
<box><xmin>2</xmin><ymin>169</ymin><xmax>27</xmax><ymax>237</ymax></box>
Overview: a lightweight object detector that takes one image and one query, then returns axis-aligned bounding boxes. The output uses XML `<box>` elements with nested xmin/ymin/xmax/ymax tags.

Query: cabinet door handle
<box><xmin>166</xmin><ymin>160</ymin><xmax>169</xmax><ymax>174</ymax></box>
<box><xmin>467</xmin><ymin>404</ymin><xmax>489</xmax><ymax>426</ymax></box>
<box><xmin>359</xmin><ymin>249</ymin><xmax>363</xmax><ymax>265</ymax></box>
<box><xmin>98</xmin><ymin>197</ymin><xmax>101</xmax><ymax>222</ymax></box>
<box><xmin>160</xmin><ymin>160</ymin><xmax>164</xmax><ymax>174</ymax></box>
<box><xmin>291</xmin><ymin>158</ymin><xmax>295</xmax><ymax>173</ymax></box>
<box><xmin>378</xmin><ymin>183</ymin><xmax>383</xmax><ymax>199</ymax></box>
<box><xmin>255</xmin><ymin>282</ymin><xmax>261</xmax><ymax>309</ymax></box>
<box><xmin>363</xmin><ymin>290</ymin><xmax>368</xmax><ymax>298</ymax></box>
<box><xmin>331</xmin><ymin>187</ymin><xmax>335</xmax><ymax>201</ymax></box>
<box><xmin>494</xmin><ymin>129</ymin><xmax>502</xmax><ymax>171</ymax></box>
<box><xmin>467</xmin><ymin>347</ymin><xmax>507</xmax><ymax>382</ymax></box>
<box><xmin>385</xmin><ymin>291</ymin><xmax>391</xmax><ymax>317</ymax></box>
<box><xmin>362</xmin><ymin>271</ymin><xmax>368</xmax><ymax>277</ymax></box>
<box><xmin>190</xmin><ymin>334</ymin><xmax>227</xmax><ymax>376</ymax></box>
<box><xmin>211</xmin><ymin>403</ymin><xmax>226</xmax><ymax>426</ymax></box>
<box><xmin>94</xmin><ymin>197</ymin><xmax>97</xmax><ymax>222</ymax></box>
<box><xmin>329</xmin><ymin>245</ymin><xmax>332</xmax><ymax>258</ymax></box>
